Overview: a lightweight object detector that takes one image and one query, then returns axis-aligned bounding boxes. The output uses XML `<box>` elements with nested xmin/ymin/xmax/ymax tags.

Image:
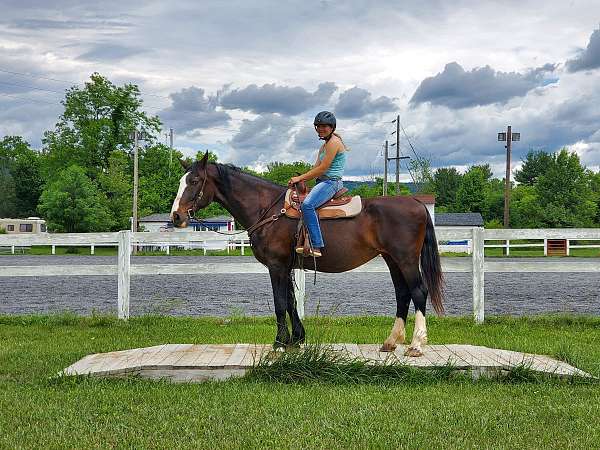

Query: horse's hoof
<box><xmin>404</xmin><ymin>347</ymin><xmax>423</xmax><ymax>357</ymax></box>
<box><xmin>273</xmin><ymin>340</ymin><xmax>288</xmax><ymax>350</ymax></box>
<box><xmin>379</xmin><ymin>343</ymin><xmax>397</xmax><ymax>352</ymax></box>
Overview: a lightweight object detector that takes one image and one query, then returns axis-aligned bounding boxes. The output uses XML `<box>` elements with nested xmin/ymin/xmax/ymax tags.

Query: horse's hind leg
<box><xmin>380</xmin><ymin>254</ymin><xmax>411</xmax><ymax>352</ymax></box>
<box><xmin>401</xmin><ymin>263</ymin><xmax>429</xmax><ymax>357</ymax></box>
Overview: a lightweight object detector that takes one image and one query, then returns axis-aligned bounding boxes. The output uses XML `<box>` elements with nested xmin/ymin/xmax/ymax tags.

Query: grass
<box><xmin>1</xmin><ymin>314</ymin><xmax>600</xmax><ymax>448</ymax></box>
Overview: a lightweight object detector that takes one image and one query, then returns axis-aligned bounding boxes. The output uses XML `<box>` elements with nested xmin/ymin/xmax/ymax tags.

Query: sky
<box><xmin>1</xmin><ymin>0</ymin><xmax>599</xmax><ymax>181</ymax></box>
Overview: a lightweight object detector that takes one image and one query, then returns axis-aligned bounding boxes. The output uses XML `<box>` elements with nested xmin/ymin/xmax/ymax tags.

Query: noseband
<box><xmin>186</xmin><ymin>164</ymin><xmax>208</xmax><ymax>221</ymax></box>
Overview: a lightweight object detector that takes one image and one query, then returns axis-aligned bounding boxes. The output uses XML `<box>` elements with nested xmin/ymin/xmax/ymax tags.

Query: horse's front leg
<box><xmin>268</xmin><ymin>267</ymin><xmax>291</xmax><ymax>348</ymax></box>
<box><xmin>286</xmin><ymin>274</ymin><xmax>305</xmax><ymax>346</ymax></box>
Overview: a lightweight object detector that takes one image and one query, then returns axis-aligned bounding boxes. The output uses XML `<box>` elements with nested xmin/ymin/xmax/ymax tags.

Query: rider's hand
<box><xmin>288</xmin><ymin>176</ymin><xmax>303</xmax><ymax>186</ymax></box>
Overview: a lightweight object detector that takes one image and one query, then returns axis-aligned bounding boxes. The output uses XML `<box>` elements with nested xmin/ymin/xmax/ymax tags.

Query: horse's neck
<box><xmin>213</xmin><ymin>170</ymin><xmax>285</xmax><ymax>230</ymax></box>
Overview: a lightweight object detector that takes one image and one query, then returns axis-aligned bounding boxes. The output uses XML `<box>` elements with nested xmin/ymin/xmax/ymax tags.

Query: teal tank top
<box><xmin>318</xmin><ymin>148</ymin><xmax>347</xmax><ymax>179</ymax></box>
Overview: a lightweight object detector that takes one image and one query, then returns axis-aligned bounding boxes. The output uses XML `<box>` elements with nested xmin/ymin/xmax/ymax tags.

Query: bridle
<box><xmin>183</xmin><ymin>163</ymin><xmax>290</xmax><ymax>236</ymax></box>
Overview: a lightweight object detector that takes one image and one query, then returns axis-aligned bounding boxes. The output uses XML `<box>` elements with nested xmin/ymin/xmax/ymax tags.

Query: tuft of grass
<box><xmin>245</xmin><ymin>343</ymin><xmax>465</xmax><ymax>385</ymax></box>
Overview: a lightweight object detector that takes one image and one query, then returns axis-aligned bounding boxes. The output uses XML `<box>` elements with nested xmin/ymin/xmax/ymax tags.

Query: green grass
<box><xmin>1</xmin><ymin>314</ymin><xmax>600</xmax><ymax>448</ymax></box>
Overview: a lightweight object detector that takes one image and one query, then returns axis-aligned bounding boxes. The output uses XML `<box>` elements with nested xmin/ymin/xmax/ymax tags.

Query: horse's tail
<box><xmin>421</xmin><ymin>207</ymin><xmax>445</xmax><ymax>315</ymax></box>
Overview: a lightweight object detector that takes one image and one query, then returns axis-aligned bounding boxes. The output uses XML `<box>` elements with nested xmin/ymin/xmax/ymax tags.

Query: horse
<box><xmin>170</xmin><ymin>151</ymin><xmax>444</xmax><ymax>357</ymax></box>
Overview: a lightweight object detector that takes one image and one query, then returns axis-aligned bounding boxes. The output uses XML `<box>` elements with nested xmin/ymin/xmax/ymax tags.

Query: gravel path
<box><xmin>1</xmin><ymin>255</ymin><xmax>598</xmax><ymax>317</ymax></box>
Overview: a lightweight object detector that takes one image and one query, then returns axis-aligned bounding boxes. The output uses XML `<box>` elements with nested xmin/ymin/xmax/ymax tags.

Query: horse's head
<box><xmin>170</xmin><ymin>151</ymin><xmax>215</xmax><ymax>227</ymax></box>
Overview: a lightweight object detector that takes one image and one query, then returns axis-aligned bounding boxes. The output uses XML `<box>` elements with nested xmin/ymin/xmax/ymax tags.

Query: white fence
<box><xmin>1</xmin><ymin>228</ymin><xmax>599</xmax><ymax>323</ymax></box>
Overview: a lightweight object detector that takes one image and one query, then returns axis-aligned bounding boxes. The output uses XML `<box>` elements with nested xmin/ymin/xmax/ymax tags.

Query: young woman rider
<box><xmin>288</xmin><ymin>111</ymin><xmax>347</xmax><ymax>257</ymax></box>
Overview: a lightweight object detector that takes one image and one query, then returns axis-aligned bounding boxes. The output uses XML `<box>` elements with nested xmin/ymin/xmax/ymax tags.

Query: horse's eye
<box><xmin>191</xmin><ymin>177</ymin><xmax>200</xmax><ymax>184</ymax></box>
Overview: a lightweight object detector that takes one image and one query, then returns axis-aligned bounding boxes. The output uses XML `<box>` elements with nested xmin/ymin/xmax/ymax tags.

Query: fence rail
<box><xmin>1</xmin><ymin>227</ymin><xmax>599</xmax><ymax>323</ymax></box>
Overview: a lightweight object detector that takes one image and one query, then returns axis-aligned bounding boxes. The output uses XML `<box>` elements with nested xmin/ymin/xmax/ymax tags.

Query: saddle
<box><xmin>284</xmin><ymin>180</ymin><xmax>362</xmax><ymax>220</ymax></box>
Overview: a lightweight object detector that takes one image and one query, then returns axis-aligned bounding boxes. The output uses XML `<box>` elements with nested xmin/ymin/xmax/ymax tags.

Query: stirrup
<box><xmin>296</xmin><ymin>248</ymin><xmax>322</xmax><ymax>257</ymax></box>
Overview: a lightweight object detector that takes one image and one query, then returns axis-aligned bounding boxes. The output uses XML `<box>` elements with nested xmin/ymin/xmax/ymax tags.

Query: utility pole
<box><xmin>383</xmin><ymin>140</ymin><xmax>388</xmax><ymax>196</ymax></box>
<box><xmin>129</xmin><ymin>130</ymin><xmax>148</xmax><ymax>253</ymax></box>
<box><xmin>497</xmin><ymin>126</ymin><xmax>520</xmax><ymax>228</ymax></box>
<box><xmin>169</xmin><ymin>128</ymin><xmax>174</xmax><ymax>178</ymax></box>
<box><xmin>388</xmin><ymin>115</ymin><xmax>410</xmax><ymax>195</ymax></box>
<box><xmin>133</xmin><ymin>131</ymin><xmax>139</xmax><ymax>236</ymax></box>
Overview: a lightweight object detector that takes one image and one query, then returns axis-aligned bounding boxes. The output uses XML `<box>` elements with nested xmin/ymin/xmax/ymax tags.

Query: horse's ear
<box><xmin>199</xmin><ymin>151</ymin><xmax>209</xmax><ymax>167</ymax></box>
<box><xmin>179</xmin><ymin>158</ymin><xmax>190</xmax><ymax>171</ymax></box>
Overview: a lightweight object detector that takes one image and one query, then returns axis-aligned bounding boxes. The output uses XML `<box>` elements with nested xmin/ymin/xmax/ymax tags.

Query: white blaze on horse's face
<box><xmin>171</xmin><ymin>172</ymin><xmax>190</xmax><ymax>220</ymax></box>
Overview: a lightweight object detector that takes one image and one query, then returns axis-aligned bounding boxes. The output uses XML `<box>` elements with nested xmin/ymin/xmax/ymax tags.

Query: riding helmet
<box><xmin>313</xmin><ymin>111</ymin><xmax>336</xmax><ymax>131</ymax></box>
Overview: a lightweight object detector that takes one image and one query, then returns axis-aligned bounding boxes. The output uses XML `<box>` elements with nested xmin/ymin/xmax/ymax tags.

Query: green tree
<box><xmin>408</xmin><ymin>158</ymin><xmax>434</xmax><ymax>194</ymax></box>
<box><xmin>41</xmin><ymin>73</ymin><xmax>161</xmax><ymax>182</ymax></box>
<box><xmin>263</xmin><ymin>161</ymin><xmax>312</xmax><ymax>186</ymax></box>
<box><xmin>38</xmin><ymin>165</ymin><xmax>113</xmax><ymax>232</ymax></box>
<box><xmin>514</xmin><ymin>149</ymin><xmax>553</xmax><ymax>186</ymax></box>
<box><xmin>455</xmin><ymin>165</ymin><xmax>490</xmax><ymax>214</ymax></box>
<box><xmin>432</xmin><ymin>167</ymin><xmax>462</xmax><ymax>208</ymax></box>
<box><xmin>98</xmin><ymin>151</ymin><xmax>132</xmax><ymax>230</ymax></box>
<box><xmin>534</xmin><ymin>149</ymin><xmax>597</xmax><ymax>227</ymax></box>
<box><xmin>0</xmin><ymin>136</ymin><xmax>44</xmax><ymax>217</ymax></box>
<box><xmin>0</xmin><ymin>164</ymin><xmax>17</xmax><ymax>217</ymax></box>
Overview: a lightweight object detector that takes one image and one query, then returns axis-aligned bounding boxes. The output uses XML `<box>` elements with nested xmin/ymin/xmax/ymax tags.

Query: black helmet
<box><xmin>313</xmin><ymin>111</ymin><xmax>336</xmax><ymax>131</ymax></box>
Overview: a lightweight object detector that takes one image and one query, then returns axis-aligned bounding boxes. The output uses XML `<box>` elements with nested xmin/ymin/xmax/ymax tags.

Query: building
<box><xmin>0</xmin><ymin>217</ymin><xmax>47</xmax><ymax>234</ymax></box>
<box><xmin>435</xmin><ymin>212</ymin><xmax>484</xmax><ymax>254</ymax></box>
<box><xmin>138</xmin><ymin>213</ymin><xmax>235</xmax><ymax>233</ymax></box>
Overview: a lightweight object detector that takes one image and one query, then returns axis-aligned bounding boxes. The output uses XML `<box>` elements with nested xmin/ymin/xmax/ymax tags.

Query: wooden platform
<box><xmin>61</xmin><ymin>343</ymin><xmax>591</xmax><ymax>382</ymax></box>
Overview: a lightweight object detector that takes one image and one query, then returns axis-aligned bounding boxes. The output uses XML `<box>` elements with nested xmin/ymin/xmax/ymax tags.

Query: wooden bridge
<box><xmin>61</xmin><ymin>343</ymin><xmax>592</xmax><ymax>382</ymax></box>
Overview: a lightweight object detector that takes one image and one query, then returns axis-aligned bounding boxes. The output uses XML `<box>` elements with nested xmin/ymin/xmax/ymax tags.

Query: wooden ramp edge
<box><xmin>60</xmin><ymin>343</ymin><xmax>593</xmax><ymax>383</ymax></box>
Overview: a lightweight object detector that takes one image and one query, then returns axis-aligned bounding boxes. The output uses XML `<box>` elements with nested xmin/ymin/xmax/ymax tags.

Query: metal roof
<box><xmin>434</xmin><ymin>213</ymin><xmax>484</xmax><ymax>226</ymax></box>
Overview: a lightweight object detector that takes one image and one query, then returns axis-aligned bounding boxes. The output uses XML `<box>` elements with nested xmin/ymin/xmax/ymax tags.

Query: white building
<box><xmin>138</xmin><ymin>214</ymin><xmax>235</xmax><ymax>233</ymax></box>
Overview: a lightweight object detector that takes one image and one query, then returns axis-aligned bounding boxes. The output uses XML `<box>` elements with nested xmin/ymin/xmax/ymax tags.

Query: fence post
<box><xmin>294</xmin><ymin>269</ymin><xmax>306</xmax><ymax>319</ymax></box>
<box><xmin>52</xmin><ymin>245</ymin><xmax>55</xmax><ymax>255</ymax></box>
<box><xmin>91</xmin><ymin>244</ymin><xmax>95</xmax><ymax>255</ymax></box>
<box><xmin>117</xmin><ymin>230</ymin><xmax>131</xmax><ymax>320</ymax></box>
<box><xmin>506</xmin><ymin>239</ymin><xmax>510</xmax><ymax>256</ymax></box>
<box><xmin>472</xmin><ymin>227</ymin><xmax>485</xmax><ymax>324</ymax></box>
<box><xmin>566</xmin><ymin>239</ymin><xmax>570</xmax><ymax>256</ymax></box>
<box><xmin>544</xmin><ymin>238</ymin><xmax>548</xmax><ymax>256</ymax></box>
<box><xmin>11</xmin><ymin>245</ymin><xmax>15</xmax><ymax>255</ymax></box>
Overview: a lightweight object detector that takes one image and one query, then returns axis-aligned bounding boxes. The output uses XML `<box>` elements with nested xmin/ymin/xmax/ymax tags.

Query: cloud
<box><xmin>410</xmin><ymin>62</ymin><xmax>557</xmax><ymax>109</ymax></box>
<box><xmin>566</xmin><ymin>29</ymin><xmax>600</xmax><ymax>72</ymax></box>
<box><xmin>219</xmin><ymin>82</ymin><xmax>337</xmax><ymax>115</ymax></box>
<box><xmin>228</xmin><ymin>114</ymin><xmax>299</xmax><ymax>166</ymax></box>
<box><xmin>9</xmin><ymin>17</ymin><xmax>133</xmax><ymax>30</ymax></box>
<box><xmin>157</xmin><ymin>86</ymin><xmax>230</xmax><ymax>133</ymax></box>
<box><xmin>334</xmin><ymin>87</ymin><xmax>397</xmax><ymax>118</ymax></box>
<box><xmin>77</xmin><ymin>43</ymin><xmax>147</xmax><ymax>61</ymax></box>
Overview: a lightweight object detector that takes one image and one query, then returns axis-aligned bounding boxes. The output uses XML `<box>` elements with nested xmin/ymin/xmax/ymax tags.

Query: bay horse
<box><xmin>170</xmin><ymin>151</ymin><xmax>444</xmax><ymax>357</ymax></box>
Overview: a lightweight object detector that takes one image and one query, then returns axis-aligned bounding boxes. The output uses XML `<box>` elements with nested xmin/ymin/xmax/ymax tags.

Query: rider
<box><xmin>288</xmin><ymin>111</ymin><xmax>347</xmax><ymax>257</ymax></box>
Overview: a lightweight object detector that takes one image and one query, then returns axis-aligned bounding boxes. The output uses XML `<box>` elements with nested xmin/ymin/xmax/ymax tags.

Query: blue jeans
<box><xmin>300</xmin><ymin>178</ymin><xmax>343</xmax><ymax>248</ymax></box>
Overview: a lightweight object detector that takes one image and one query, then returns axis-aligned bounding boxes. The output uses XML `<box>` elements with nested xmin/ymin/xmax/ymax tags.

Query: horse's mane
<box><xmin>212</xmin><ymin>162</ymin><xmax>286</xmax><ymax>190</ymax></box>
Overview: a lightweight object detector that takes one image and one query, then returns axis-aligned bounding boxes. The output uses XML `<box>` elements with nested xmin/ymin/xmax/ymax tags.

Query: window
<box><xmin>7</xmin><ymin>224</ymin><xmax>14</xmax><ymax>231</ymax></box>
<box><xmin>41</xmin><ymin>224</ymin><xmax>47</xmax><ymax>232</ymax></box>
<box><xmin>20</xmin><ymin>223</ymin><xmax>33</xmax><ymax>232</ymax></box>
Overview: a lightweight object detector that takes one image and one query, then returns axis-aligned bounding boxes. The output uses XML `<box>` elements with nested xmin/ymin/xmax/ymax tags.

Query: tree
<box><xmin>455</xmin><ymin>165</ymin><xmax>490</xmax><ymax>214</ymax></box>
<box><xmin>0</xmin><ymin>136</ymin><xmax>44</xmax><ymax>217</ymax></box>
<box><xmin>38</xmin><ymin>165</ymin><xmax>114</xmax><ymax>232</ymax></box>
<box><xmin>534</xmin><ymin>149</ymin><xmax>597</xmax><ymax>227</ymax></box>
<box><xmin>514</xmin><ymin>149</ymin><xmax>553</xmax><ymax>186</ymax></box>
<box><xmin>408</xmin><ymin>158</ymin><xmax>434</xmax><ymax>194</ymax></box>
<box><xmin>97</xmin><ymin>151</ymin><xmax>132</xmax><ymax>230</ymax></box>
<box><xmin>0</xmin><ymin>164</ymin><xmax>17</xmax><ymax>217</ymax></box>
<box><xmin>432</xmin><ymin>167</ymin><xmax>462</xmax><ymax>208</ymax></box>
<box><xmin>263</xmin><ymin>161</ymin><xmax>313</xmax><ymax>186</ymax></box>
<box><xmin>41</xmin><ymin>73</ymin><xmax>161</xmax><ymax>182</ymax></box>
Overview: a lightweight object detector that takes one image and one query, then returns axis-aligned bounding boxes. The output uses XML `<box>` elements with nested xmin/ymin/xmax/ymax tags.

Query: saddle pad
<box><xmin>284</xmin><ymin>189</ymin><xmax>362</xmax><ymax>220</ymax></box>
